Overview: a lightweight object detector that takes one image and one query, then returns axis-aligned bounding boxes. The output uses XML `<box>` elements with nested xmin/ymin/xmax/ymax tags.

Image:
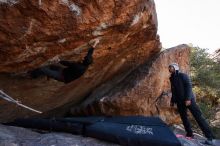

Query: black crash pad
<box><xmin>5</xmin><ymin>116</ymin><xmax>181</xmax><ymax>146</ymax></box>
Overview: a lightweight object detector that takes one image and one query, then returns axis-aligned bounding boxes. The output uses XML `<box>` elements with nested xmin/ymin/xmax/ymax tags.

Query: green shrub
<box><xmin>190</xmin><ymin>46</ymin><xmax>220</xmax><ymax>106</ymax></box>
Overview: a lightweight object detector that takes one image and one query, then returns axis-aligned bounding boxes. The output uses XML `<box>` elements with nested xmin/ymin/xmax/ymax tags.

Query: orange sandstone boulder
<box><xmin>71</xmin><ymin>44</ymin><xmax>190</xmax><ymax>124</ymax></box>
<box><xmin>0</xmin><ymin>0</ymin><xmax>160</xmax><ymax>122</ymax></box>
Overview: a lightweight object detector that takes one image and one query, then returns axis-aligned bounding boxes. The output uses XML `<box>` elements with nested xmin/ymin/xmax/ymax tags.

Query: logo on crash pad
<box><xmin>126</xmin><ymin>125</ymin><xmax>154</xmax><ymax>135</ymax></box>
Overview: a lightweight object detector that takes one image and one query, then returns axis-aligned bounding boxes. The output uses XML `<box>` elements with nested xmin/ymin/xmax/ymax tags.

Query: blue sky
<box><xmin>154</xmin><ymin>0</ymin><xmax>220</xmax><ymax>53</ymax></box>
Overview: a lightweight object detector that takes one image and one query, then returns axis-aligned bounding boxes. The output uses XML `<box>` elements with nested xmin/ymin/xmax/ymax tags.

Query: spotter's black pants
<box><xmin>176</xmin><ymin>99</ymin><xmax>214</xmax><ymax>139</ymax></box>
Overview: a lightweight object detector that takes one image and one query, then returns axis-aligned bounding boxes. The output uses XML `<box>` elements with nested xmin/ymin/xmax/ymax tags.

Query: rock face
<box><xmin>0</xmin><ymin>0</ymin><xmax>160</xmax><ymax>73</ymax></box>
<box><xmin>212</xmin><ymin>107</ymin><xmax>220</xmax><ymax>127</ymax></box>
<box><xmin>71</xmin><ymin>44</ymin><xmax>191</xmax><ymax>124</ymax></box>
<box><xmin>0</xmin><ymin>124</ymin><xmax>118</xmax><ymax>146</ymax></box>
<box><xmin>0</xmin><ymin>0</ymin><xmax>161</xmax><ymax>122</ymax></box>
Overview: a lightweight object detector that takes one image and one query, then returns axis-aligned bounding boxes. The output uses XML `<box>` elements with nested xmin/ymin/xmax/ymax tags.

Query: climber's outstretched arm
<box><xmin>59</xmin><ymin>61</ymin><xmax>74</xmax><ymax>67</ymax></box>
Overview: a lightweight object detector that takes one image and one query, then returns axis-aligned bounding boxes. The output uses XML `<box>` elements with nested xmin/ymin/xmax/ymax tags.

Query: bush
<box><xmin>190</xmin><ymin>46</ymin><xmax>220</xmax><ymax>106</ymax></box>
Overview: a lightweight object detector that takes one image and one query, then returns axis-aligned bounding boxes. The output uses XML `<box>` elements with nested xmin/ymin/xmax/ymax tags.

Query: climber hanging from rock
<box><xmin>29</xmin><ymin>39</ymin><xmax>99</xmax><ymax>83</ymax></box>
